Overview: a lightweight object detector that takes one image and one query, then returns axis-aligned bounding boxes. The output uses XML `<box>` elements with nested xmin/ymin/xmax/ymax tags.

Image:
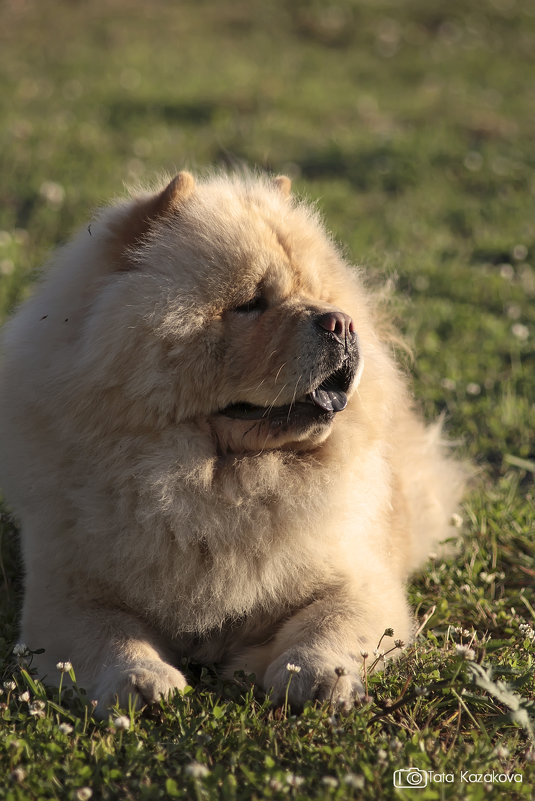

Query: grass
<box><xmin>0</xmin><ymin>0</ymin><xmax>534</xmax><ymax>798</ymax></box>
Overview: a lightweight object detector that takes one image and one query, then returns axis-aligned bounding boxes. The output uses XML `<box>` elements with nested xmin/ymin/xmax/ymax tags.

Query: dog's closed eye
<box><xmin>233</xmin><ymin>294</ymin><xmax>268</xmax><ymax>314</ymax></box>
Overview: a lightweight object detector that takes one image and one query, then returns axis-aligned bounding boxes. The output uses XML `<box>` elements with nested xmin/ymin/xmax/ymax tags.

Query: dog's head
<box><xmin>210</xmin><ymin>299</ymin><xmax>361</xmax><ymax>453</ymax></box>
<box><xmin>78</xmin><ymin>172</ymin><xmax>382</xmax><ymax>455</ymax></box>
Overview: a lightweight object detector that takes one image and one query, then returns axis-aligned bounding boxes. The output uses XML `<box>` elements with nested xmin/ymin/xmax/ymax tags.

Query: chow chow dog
<box><xmin>0</xmin><ymin>171</ymin><xmax>465</xmax><ymax>714</ymax></box>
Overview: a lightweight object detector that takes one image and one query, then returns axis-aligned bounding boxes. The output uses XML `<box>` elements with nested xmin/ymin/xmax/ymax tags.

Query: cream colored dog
<box><xmin>0</xmin><ymin>172</ymin><xmax>465</xmax><ymax>714</ymax></box>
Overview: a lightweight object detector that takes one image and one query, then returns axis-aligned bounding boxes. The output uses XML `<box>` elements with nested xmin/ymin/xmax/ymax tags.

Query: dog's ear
<box><xmin>273</xmin><ymin>175</ymin><xmax>292</xmax><ymax>197</ymax></box>
<box><xmin>107</xmin><ymin>172</ymin><xmax>196</xmax><ymax>269</ymax></box>
<box><xmin>151</xmin><ymin>172</ymin><xmax>196</xmax><ymax>216</ymax></box>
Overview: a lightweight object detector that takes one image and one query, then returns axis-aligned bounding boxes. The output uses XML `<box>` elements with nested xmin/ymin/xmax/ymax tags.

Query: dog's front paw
<box><xmin>264</xmin><ymin>647</ymin><xmax>364</xmax><ymax>710</ymax></box>
<box><xmin>92</xmin><ymin>659</ymin><xmax>188</xmax><ymax>716</ymax></box>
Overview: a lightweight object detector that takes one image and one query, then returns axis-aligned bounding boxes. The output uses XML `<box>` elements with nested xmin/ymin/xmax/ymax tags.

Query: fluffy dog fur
<box><xmin>0</xmin><ymin>171</ymin><xmax>465</xmax><ymax>713</ymax></box>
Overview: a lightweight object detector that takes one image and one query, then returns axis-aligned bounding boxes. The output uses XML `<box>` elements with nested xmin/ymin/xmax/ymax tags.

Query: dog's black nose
<box><xmin>315</xmin><ymin>311</ymin><xmax>355</xmax><ymax>346</ymax></box>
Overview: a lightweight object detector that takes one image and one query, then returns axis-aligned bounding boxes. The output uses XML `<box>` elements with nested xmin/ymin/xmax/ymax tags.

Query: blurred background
<box><xmin>1</xmin><ymin>0</ymin><xmax>534</xmax><ymax>463</ymax></box>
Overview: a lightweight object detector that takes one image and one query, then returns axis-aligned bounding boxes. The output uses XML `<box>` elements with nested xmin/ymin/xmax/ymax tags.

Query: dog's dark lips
<box><xmin>220</xmin><ymin>361</ymin><xmax>354</xmax><ymax>422</ymax></box>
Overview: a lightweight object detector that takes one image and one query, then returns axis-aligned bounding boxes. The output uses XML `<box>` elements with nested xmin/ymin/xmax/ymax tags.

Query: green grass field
<box><xmin>1</xmin><ymin>1</ymin><xmax>534</xmax><ymax>798</ymax></box>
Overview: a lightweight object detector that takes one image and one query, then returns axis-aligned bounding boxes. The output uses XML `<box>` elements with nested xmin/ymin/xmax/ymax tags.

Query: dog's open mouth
<box><xmin>220</xmin><ymin>361</ymin><xmax>355</xmax><ymax>423</ymax></box>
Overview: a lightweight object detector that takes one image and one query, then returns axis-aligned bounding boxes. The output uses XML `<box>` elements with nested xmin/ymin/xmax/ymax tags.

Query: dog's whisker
<box><xmin>250</xmin><ymin>377</ymin><xmax>267</xmax><ymax>395</ymax></box>
<box><xmin>274</xmin><ymin>361</ymin><xmax>288</xmax><ymax>385</ymax></box>
<box><xmin>287</xmin><ymin>377</ymin><xmax>303</xmax><ymax>423</ymax></box>
<box><xmin>262</xmin><ymin>383</ymin><xmax>289</xmax><ymax>418</ymax></box>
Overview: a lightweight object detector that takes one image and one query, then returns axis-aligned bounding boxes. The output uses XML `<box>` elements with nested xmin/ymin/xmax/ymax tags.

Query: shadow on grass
<box><xmin>105</xmin><ymin>96</ymin><xmax>257</xmax><ymax>128</ymax></box>
<box><xmin>298</xmin><ymin>141</ymin><xmax>418</xmax><ymax>193</ymax></box>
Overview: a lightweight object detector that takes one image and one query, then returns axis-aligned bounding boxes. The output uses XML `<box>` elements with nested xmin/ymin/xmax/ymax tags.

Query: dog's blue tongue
<box><xmin>310</xmin><ymin>387</ymin><xmax>348</xmax><ymax>412</ymax></box>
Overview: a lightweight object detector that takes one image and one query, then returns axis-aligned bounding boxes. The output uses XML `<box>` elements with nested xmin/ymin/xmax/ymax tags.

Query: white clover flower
<box><xmin>268</xmin><ymin>778</ymin><xmax>283</xmax><ymax>791</ymax></box>
<box><xmin>59</xmin><ymin>723</ymin><xmax>73</xmax><ymax>735</ymax></box>
<box><xmin>18</xmin><ymin>691</ymin><xmax>30</xmax><ymax>703</ymax></box>
<box><xmin>39</xmin><ymin>181</ymin><xmax>65</xmax><ymax>206</ymax></box>
<box><xmin>185</xmin><ymin>762</ymin><xmax>210</xmax><ymax>779</ymax></box>
<box><xmin>29</xmin><ymin>700</ymin><xmax>46</xmax><ymax>718</ymax></box>
<box><xmin>13</xmin><ymin>643</ymin><xmax>29</xmax><ymax>657</ymax></box>
<box><xmin>466</xmin><ymin>382</ymin><xmax>481</xmax><ymax>396</ymax></box>
<box><xmin>450</xmin><ymin>513</ymin><xmax>463</xmax><ymax>528</ymax></box>
<box><xmin>464</xmin><ymin>151</ymin><xmax>483</xmax><ymax>172</ymax></box>
<box><xmin>3</xmin><ymin>680</ymin><xmax>17</xmax><ymax>691</ymax></box>
<box><xmin>56</xmin><ymin>661</ymin><xmax>73</xmax><ymax>673</ymax></box>
<box><xmin>512</xmin><ymin>323</ymin><xmax>529</xmax><ymax>341</ymax></box>
<box><xmin>513</xmin><ymin>244</ymin><xmax>528</xmax><ymax>261</ymax></box>
<box><xmin>76</xmin><ymin>788</ymin><xmax>93</xmax><ymax>801</ymax></box>
<box><xmin>321</xmin><ymin>776</ymin><xmax>338</xmax><ymax>788</ymax></box>
<box><xmin>360</xmin><ymin>650</ymin><xmax>369</xmax><ymax>659</ymax></box>
<box><xmin>334</xmin><ymin>666</ymin><xmax>347</xmax><ymax>677</ymax></box>
<box><xmin>286</xmin><ymin>663</ymin><xmax>301</xmax><ymax>674</ymax></box>
<box><xmin>455</xmin><ymin>644</ymin><xmax>476</xmax><ymax>660</ymax></box>
<box><xmin>10</xmin><ymin>767</ymin><xmax>26</xmax><ymax>783</ymax></box>
<box><xmin>286</xmin><ymin>773</ymin><xmax>304</xmax><ymax>787</ymax></box>
<box><xmin>112</xmin><ymin>715</ymin><xmax>130</xmax><ymax>731</ymax></box>
<box><xmin>343</xmin><ymin>773</ymin><xmax>365</xmax><ymax>789</ymax></box>
<box><xmin>519</xmin><ymin>623</ymin><xmax>535</xmax><ymax>640</ymax></box>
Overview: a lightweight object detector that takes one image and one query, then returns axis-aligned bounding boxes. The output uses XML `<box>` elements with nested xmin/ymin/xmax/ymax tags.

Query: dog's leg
<box><xmin>21</xmin><ymin>590</ymin><xmax>187</xmax><ymax>717</ymax></box>
<box><xmin>238</xmin><ymin>576</ymin><xmax>412</xmax><ymax>709</ymax></box>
